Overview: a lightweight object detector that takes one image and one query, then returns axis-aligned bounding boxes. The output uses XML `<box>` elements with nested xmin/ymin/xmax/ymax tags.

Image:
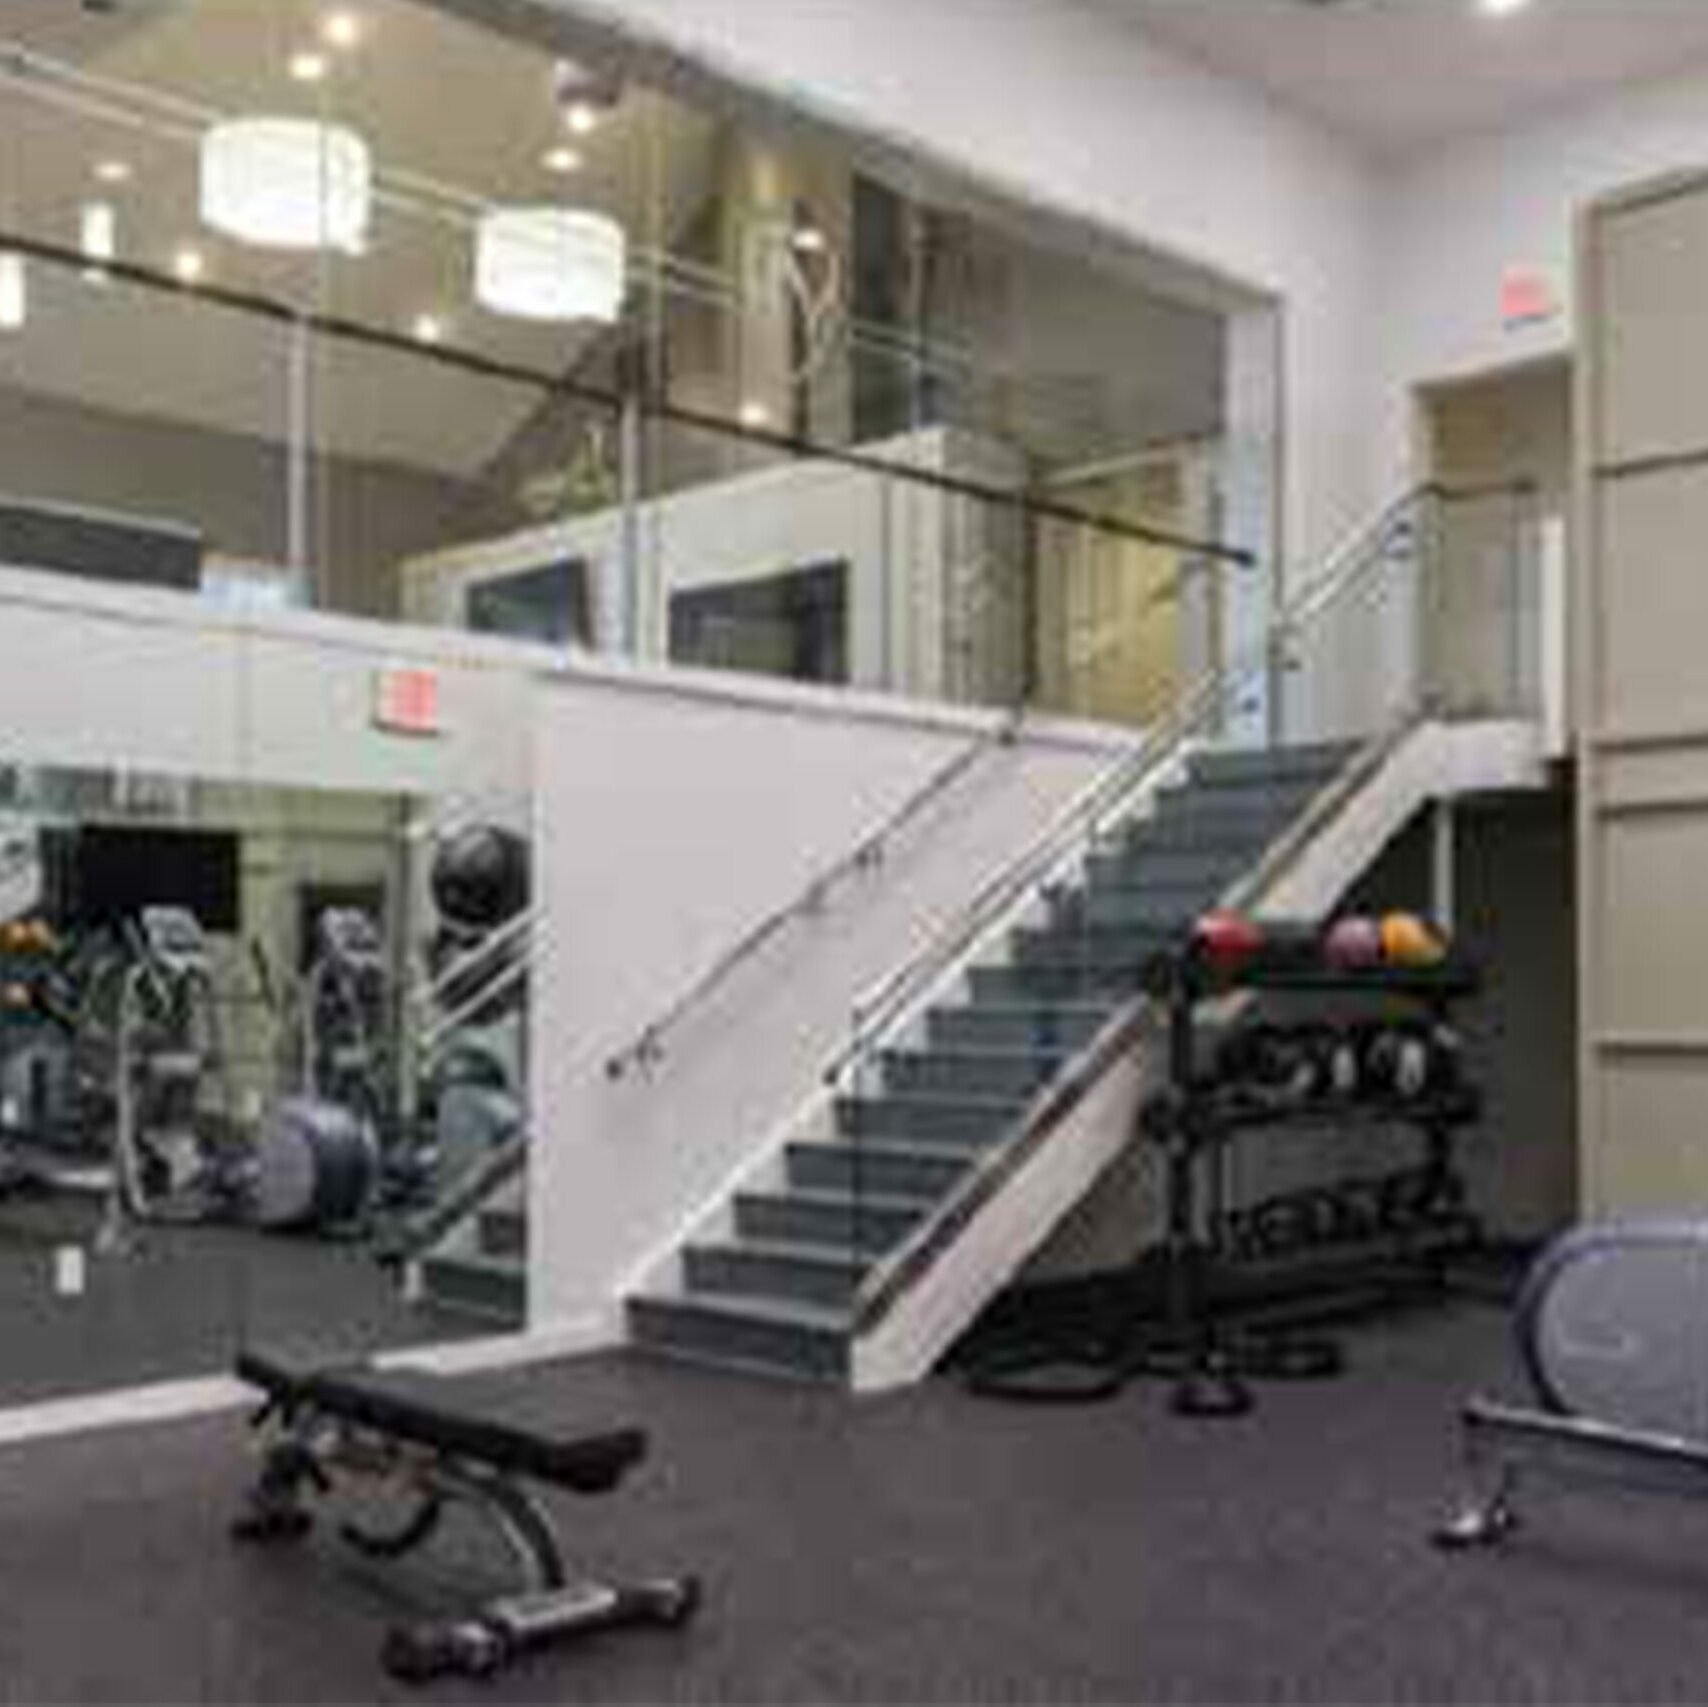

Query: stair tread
<box><xmin>739</xmin><ymin>1183</ymin><xmax>939</xmax><ymax>1213</ymax></box>
<box><xmin>791</xmin><ymin>1134</ymin><xmax>990</xmax><ymax>1164</ymax></box>
<box><xmin>691</xmin><ymin>1236</ymin><xmax>872</xmax><ymax>1271</ymax></box>
<box><xmin>843</xmin><ymin>1088</ymin><xmax>1031</xmax><ymax>1110</ymax></box>
<box><xmin>950</xmin><ymin>998</ymin><xmax>1117</xmax><ymax>1015</ymax></box>
<box><xmin>423</xmin><ymin>1249</ymin><xmax>522</xmax><ymax>1276</ymax></box>
<box><xmin>887</xmin><ymin>1041</ymin><xmax>1073</xmax><ymax>1060</ymax></box>
<box><xmin>632</xmin><ymin>1290</ymin><xmax>851</xmax><ymax>1335</ymax></box>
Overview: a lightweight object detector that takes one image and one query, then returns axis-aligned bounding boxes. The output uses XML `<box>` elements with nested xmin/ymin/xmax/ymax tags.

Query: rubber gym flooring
<box><xmin>0</xmin><ymin>1194</ymin><xmax>483</xmax><ymax>1405</ymax></box>
<box><xmin>2</xmin><ymin>1303</ymin><xmax>1708</xmax><ymax>1702</ymax></box>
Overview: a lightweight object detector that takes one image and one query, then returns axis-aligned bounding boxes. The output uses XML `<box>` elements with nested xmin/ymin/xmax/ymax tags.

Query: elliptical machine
<box><xmin>105</xmin><ymin>906</ymin><xmax>246</xmax><ymax>1245</ymax></box>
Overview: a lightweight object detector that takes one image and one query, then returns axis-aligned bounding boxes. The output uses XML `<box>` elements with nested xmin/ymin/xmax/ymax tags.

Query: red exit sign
<box><xmin>1501</xmin><ymin>266</ymin><xmax>1558</xmax><ymax>331</ymax></box>
<box><xmin>372</xmin><ymin>665</ymin><xmax>443</xmax><ymax>737</ymax></box>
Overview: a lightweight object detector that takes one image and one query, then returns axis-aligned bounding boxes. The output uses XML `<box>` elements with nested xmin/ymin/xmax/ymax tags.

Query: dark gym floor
<box><xmin>0</xmin><ymin>1194</ymin><xmax>484</xmax><ymax>1405</ymax></box>
<box><xmin>4</xmin><ymin>1303</ymin><xmax>1708</xmax><ymax>1703</ymax></box>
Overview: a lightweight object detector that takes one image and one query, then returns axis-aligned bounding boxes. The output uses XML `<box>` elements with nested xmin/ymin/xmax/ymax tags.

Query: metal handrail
<box><xmin>845</xmin><ymin>478</ymin><xmax>1541</xmax><ymax>1333</ymax></box>
<box><xmin>411</xmin><ymin>907</ymin><xmax>536</xmax><ymax>1018</ymax></box>
<box><xmin>849</xmin><ymin>708</ymin><xmax>1426</xmax><ymax>1334</ymax></box>
<box><xmin>603</xmin><ymin>711</ymin><xmax>1022</xmax><ymax>1082</ymax></box>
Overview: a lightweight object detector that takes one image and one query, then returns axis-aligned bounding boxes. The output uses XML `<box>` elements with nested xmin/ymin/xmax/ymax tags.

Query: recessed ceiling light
<box><xmin>172</xmin><ymin>246</ymin><xmax>206</xmax><ymax>285</ymax></box>
<box><xmin>290</xmin><ymin>50</ymin><xmax>329</xmax><ymax>83</ymax></box>
<box><xmin>543</xmin><ymin>145</ymin><xmax>583</xmax><ymax>175</ymax></box>
<box><xmin>1477</xmin><ymin>0</ymin><xmax>1533</xmax><ymax>14</ymax></box>
<box><xmin>320</xmin><ymin>10</ymin><xmax>363</xmax><ymax>49</ymax></box>
<box><xmin>94</xmin><ymin>158</ymin><xmax>132</xmax><ymax>186</ymax></box>
<box><xmin>564</xmin><ymin>101</ymin><xmax>600</xmax><ymax>137</ymax></box>
<box><xmin>411</xmin><ymin>312</ymin><xmax>446</xmax><ymax>346</ymax></box>
<box><xmin>80</xmin><ymin>201</ymin><xmax>116</xmax><ymax>265</ymax></box>
<box><xmin>0</xmin><ymin>254</ymin><xmax>26</xmax><ymax>332</ymax></box>
<box><xmin>738</xmin><ymin>400</ymin><xmax>772</xmax><ymax>430</ymax></box>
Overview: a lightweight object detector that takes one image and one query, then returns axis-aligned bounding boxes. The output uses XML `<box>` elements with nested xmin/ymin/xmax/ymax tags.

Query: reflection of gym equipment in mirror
<box><xmin>0</xmin><ymin>782</ymin><xmax>535</xmax><ymax>1338</ymax></box>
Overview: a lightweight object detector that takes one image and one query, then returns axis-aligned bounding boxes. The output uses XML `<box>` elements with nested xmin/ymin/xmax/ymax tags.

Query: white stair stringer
<box><xmin>850</xmin><ymin>718</ymin><xmax>1549</xmax><ymax>1394</ymax></box>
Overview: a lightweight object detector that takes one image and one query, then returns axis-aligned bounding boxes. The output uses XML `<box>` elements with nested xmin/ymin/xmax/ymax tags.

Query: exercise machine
<box><xmin>232</xmin><ymin>1351</ymin><xmax>701</xmax><ymax>1684</ymax></box>
<box><xmin>107</xmin><ymin>906</ymin><xmax>245</xmax><ymax>1237</ymax></box>
<box><xmin>301</xmin><ymin>907</ymin><xmax>390</xmax><ymax>1129</ymax></box>
<box><xmin>1436</xmin><ymin>1220</ymin><xmax>1708</xmax><ymax>1549</ymax></box>
<box><xmin>250</xmin><ymin>908</ymin><xmax>385</xmax><ymax>1234</ymax></box>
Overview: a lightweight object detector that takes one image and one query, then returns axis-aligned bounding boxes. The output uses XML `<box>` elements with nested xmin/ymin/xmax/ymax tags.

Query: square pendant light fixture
<box><xmin>475</xmin><ymin>205</ymin><xmax>625</xmax><ymax>323</ymax></box>
<box><xmin>201</xmin><ymin>117</ymin><xmax>372</xmax><ymax>254</ymax></box>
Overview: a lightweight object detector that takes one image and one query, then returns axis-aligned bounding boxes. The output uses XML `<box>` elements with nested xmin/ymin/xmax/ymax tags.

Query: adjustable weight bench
<box><xmin>231</xmin><ymin>1351</ymin><xmax>701</xmax><ymax>1685</ymax></box>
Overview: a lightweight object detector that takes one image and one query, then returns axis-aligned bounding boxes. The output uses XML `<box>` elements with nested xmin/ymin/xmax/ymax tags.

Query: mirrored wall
<box><xmin>0</xmin><ymin>0</ymin><xmax>1274</xmax><ymax>732</ymax></box>
<box><xmin>0</xmin><ymin>762</ymin><xmax>529</xmax><ymax>1403</ymax></box>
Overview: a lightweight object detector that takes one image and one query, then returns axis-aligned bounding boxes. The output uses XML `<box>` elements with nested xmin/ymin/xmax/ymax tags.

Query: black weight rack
<box><xmin>1135</xmin><ymin>944</ymin><xmax>1485</xmax><ymax>1419</ymax></box>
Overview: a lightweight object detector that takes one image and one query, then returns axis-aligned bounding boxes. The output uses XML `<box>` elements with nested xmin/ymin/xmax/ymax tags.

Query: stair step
<box><xmin>733</xmin><ymin>1187</ymin><xmax>928</xmax><ymax>1252</ymax></box>
<box><xmin>477</xmin><ymin>1206</ymin><xmax>525</xmax><ymax>1260</ymax></box>
<box><xmin>1055</xmin><ymin>887</ymin><xmax>1219</xmax><ymax>930</ymax></box>
<box><xmin>1084</xmin><ymin>847</ymin><xmax>1248</xmax><ymax>890</ymax></box>
<box><xmin>786</xmin><ymin>1137</ymin><xmax>980</xmax><ymax>1200</ymax></box>
<box><xmin>683</xmin><ymin>1240</ymin><xmax>869</xmax><ymax>1309</ymax></box>
<box><xmin>1152</xmin><ymin>783</ymin><xmax>1320</xmax><ymax>827</ymax></box>
<box><xmin>1188</xmin><ymin>742</ymin><xmax>1352</xmax><ymax>788</ymax></box>
<box><xmin>1011</xmin><ymin>922</ymin><xmax>1179</xmax><ymax>972</ymax></box>
<box><xmin>835</xmin><ymin>1092</ymin><xmax>1028</xmax><ymax>1147</ymax></box>
<box><xmin>418</xmin><ymin>1252</ymin><xmax>525</xmax><ymax>1323</ymax></box>
<box><xmin>927</xmin><ymin>1001</ymin><xmax>1114</xmax><ymax>1053</ymax></box>
<box><xmin>626</xmin><ymin>1292</ymin><xmax>850</xmax><ymax>1382</ymax></box>
<box><xmin>1115</xmin><ymin>814</ymin><xmax>1280</xmax><ymax>855</ymax></box>
<box><xmin>882</xmin><ymin>1044</ymin><xmax>1067</xmax><ymax>1099</ymax></box>
<box><xmin>968</xmin><ymin>961</ymin><xmax>1148</xmax><ymax>1002</ymax></box>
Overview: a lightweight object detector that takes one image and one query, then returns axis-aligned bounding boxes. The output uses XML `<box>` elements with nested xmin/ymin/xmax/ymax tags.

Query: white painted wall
<box><xmin>403</xmin><ymin>426</ymin><xmax>1027</xmax><ymax>703</ymax></box>
<box><xmin>1376</xmin><ymin>61</ymin><xmax>1708</xmax><ymax>490</ymax></box>
<box><xmin>539</xmin><ymin>0</ymin><xmax>1382</xmax><ymax>577</ymax></box>
<box><xmin>529</xmin><ymin>677</ymin><xmax>1118</xmax><ymax>1331</ymax></box>
<box><xmin>0</xmin><ymin>563</ymin><xmax>546</xmax><ymax>797</ymax></box>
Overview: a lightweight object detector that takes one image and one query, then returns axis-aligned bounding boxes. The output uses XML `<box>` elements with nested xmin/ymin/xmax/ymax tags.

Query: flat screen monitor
<box><xmin>68</xmin><ymin>825</ymin><xmax>242</xmax><ymax>934</ymax></box>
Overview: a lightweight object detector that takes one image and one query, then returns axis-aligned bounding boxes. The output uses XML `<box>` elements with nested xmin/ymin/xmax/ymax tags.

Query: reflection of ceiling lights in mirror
<box><xmin>411</xmin><ymin>312</ymin><xmax>445</xmax><ymax>345</ymax></box>
<box><xmin>738</xmin><ymin>400</ymin><xmax>772</xmax><ymax>429</ymax></box>
<box><xmin>320</xmin><ymin>10</ymin><xmax>364</xmax><ymax>50</ymax></box>
<box><xmin>94</xmin><ymin>159</ymin><xmax>133</xmax><ymax>186</ymax></box>
<box><xmin>172</xmin><ymin>246</ymin><xmax>206</xmax><ymax>285</ymax></box>
<box><xmin>791</xmin><ymin>226</ymin><xmax>828</xmax><ymax>255</ymax></box>
<box><xmin>80</xmin><ymin>201</ymin><xmax>116</xmax><ymax>264</ymax></box>
<box><xmin>201</xmin><ymin>118</ymin><xmax>372</xmax><ymax>253</ymax></box>
<box><xmin>475</xmin><ymin>206</ymin><xmax>626</xmax><ymax>323</ymax></box>
<box><xmin>0</xmin><ymin>254</ymin><xmax>25</xmax><ymax>331</ymax></box>
<box><xmin>543</xmin><ymin>146</ymin><xmax>583</xmax><ymax>175</ymax></box>
<box><xmin>564</xmin><ymin>102</ymin><xmax>600</xmax><ymax>137</ymax></box>
<box><xmin>289</xmin><ymin>50</ymin><xmax>329</xmax><ymax>84</ymax></box>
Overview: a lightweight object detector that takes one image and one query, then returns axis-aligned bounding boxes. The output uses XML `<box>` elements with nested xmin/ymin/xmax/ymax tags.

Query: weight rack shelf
<box><xmin>1138</xmin><ymin>930</ymin><xmax>1486</xmax><ymax>1420</ymax></box>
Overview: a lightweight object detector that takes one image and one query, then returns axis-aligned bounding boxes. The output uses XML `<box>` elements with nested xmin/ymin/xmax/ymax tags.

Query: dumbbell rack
<box><xmin>1136</xmin><ymin>945</ymin><xmax>1484</xmax><ymax>1420</ymax></box>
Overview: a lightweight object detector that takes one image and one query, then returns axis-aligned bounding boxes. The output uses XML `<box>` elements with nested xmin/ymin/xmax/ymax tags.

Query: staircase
<box><xmin>624</xmin><ymin>740</ymin><xmax>1354</xmax><ymax>1381</ymax></box>
<box><xmin>417</xmin><ymin>1176</ymin><xmax>526</xmax><ymax>1323</ymax></box>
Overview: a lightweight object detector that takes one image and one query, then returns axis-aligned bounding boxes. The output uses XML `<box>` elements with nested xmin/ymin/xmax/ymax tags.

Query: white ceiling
<box><xmin>1104</xmin><ymin>0</ymin><xmax>1708</xmax><ymax>158</ymax></box>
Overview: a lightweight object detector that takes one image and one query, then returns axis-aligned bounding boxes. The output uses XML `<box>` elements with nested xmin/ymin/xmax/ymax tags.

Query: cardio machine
<box><xmin>1437</xmin><ymin>1220</ymin><xmax>1708</xmax><ymax>1548</ymax></box>
<box><xmin>106</xmin><ymin>905</ymin><xmax>246</xmax><ymax>1238</ymax></box>
<box><xmin>251</xmin><ymin>908</ymin><xmax>386</xmax><ymax>1236</ymax></box>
